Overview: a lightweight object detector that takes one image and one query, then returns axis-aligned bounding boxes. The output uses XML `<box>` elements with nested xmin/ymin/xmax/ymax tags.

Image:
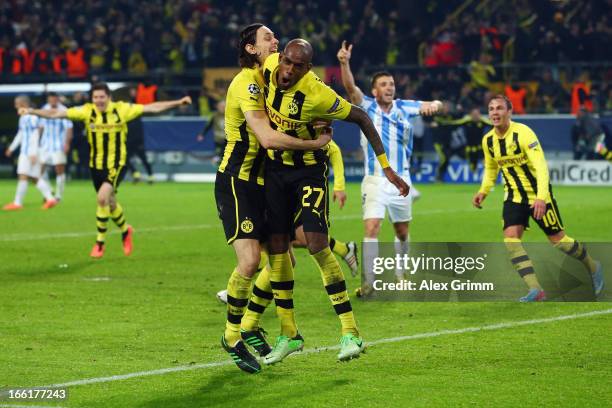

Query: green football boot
<box><xmin>263</xmin><ymin>333</ymin><xmax>304</xmax><ymax>365</ymax></box>
<box><xmin>337</xmin><ymin>333</ymin><xmax>366</xmax><ymax>361</ymax></box>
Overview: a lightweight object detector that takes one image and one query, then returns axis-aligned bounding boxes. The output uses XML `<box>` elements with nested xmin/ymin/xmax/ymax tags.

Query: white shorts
<box><xmin>361</xmin><ymin>175</ymin><xmax>412</xmax><ymax>223</ymax></box>
<box><xmin>40</xmin><ymin>150</ymin><xmax>67</xmax><ymax>166</ymax></box>
<box><xmin>17</xmin><ymin>154</ymin><xmax>42</xmax><ymax>178</ymax></box>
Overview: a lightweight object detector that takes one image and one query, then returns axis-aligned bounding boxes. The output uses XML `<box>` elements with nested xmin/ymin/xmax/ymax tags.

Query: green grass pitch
<box><xmin>1</xmin><ymin>180</ymin><xmax>611</xmax><ymax>407</ymax></box>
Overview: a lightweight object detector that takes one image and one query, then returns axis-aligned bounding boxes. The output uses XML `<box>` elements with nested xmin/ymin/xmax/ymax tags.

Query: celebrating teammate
<box><xmin>337</xmin><ymin>41</ymin><xmax>441</xmax><ymax>296</ymax></box>
<box><xmin>39</xmin><ymin>92</ymin><xmax>73</xmax><ymax>202</ymax></box>
<box><xmin>251</xmin><ymin>38</ymin><xmax>408</xmax><ymax>365</ymax></box>
<box><xmin>472</xmin><ymin>95</ymin><xmax>604</xmax><ymax>301</ymax></box>
<box><xmin>216</xmin><ymin>24</ymin><xmax>333</xmax><ymax>374</ymax></box>
<box><xmin>3</xmin><ymin>95</ymin><xmax>57</xmax><ymax>211</ymax></box>
<box><xmin>20</xmin><ymin>83</ymin><xmax>192</xmax><ymax>258</ymax></box>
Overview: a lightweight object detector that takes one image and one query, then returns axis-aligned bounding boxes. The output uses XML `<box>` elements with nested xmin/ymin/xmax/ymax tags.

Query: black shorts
<box><xmin>265</xmin><ymin>160</ymin><xmax>329</xmax><ymax>235</ymax></box>
<box><xmin>502</xmin><ymin>199</ymin><xmax>564</xmax><ymax>236</ymax></box>
<box><xmin>215</xmin><ymin>171</ymin><xmax>266</xmax><ymax>244</ymax></box>
<box><xmin>90</xmin><ymin>166</ymin><xmax>127</xmax><ymax>192</ymax></box>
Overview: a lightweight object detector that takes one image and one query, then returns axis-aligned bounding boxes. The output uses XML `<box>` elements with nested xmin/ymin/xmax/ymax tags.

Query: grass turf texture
<box><xmin>1</xmin><ymin>180</ymin><xmax>610</xmax><ymax>407</ymax></box>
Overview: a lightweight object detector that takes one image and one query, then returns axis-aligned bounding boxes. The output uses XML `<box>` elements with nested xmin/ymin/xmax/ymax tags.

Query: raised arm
<box><xmin>337</xmin><ymin>41</ymin><xmax>364</xmax><ymax>105</ymax></box>
<box><xmin>244</xmin><ymin>110</ymin><xmax>330</xmax><ymax>151</ymax></box>
<box><xmin>19</xmin><ymin>107</ymin><xmax>67</xmax><ymax>119</ymax></box>
<box><xmin>142</xmin><ymin>96</ymin><xmax>192</xmax><ymax>114</ymax></box>
<box><xmin>419</xmin><ymin>100</ymin><xmax>443</xmax><ymax>116</ymax></box>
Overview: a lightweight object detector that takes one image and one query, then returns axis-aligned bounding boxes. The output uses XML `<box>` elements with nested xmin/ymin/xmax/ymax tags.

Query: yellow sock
<box><xmin>110</xmin><ymin>203</ymin><xmax>128</xmax><ymax>233</ymax></box>
<box><xmin>224</xmin><ymin>268</ymin><xmax>253</xmax><ymax>345</ymax></box>
<box><xmin>241</xmin><ymin>260</ymin><xmax>274</xmax><ymax>331</ymax></box>
<box><xmin>96</xmin><ymin>205</ymin><xmax>110</xmax><ymax>243</ymax></box>
<box><xmin>554</xmin><ymin>235</ymin><xmax>597</xmax><ymax>273</ymax></box>
<box><xmin>269</xmin><ymin>252</ymin><xmax>298</xmax><ymax>337</ymax></box>
<box><xmin>504</xmin><ymin>237</ymin><xmax>542</xmax><ymax>290</ymax></box>
<box><xmin>312</xmin><ymin>247</ymin><xmax>359</xmax><ymax>336</ymax></box>
<box><xmin>329</xmin><ymin>237</ymin><xmax>349</xmax><ymax>257</ymax></box>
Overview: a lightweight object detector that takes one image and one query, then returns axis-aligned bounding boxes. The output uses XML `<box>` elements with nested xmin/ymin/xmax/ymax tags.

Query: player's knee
<box><xmin>268</xmin><ymin>234</ymin><xmax>290</xmax><ymax>255</ymax></box>
<box><xmin>394</xmin><ymin>223</ymin><xmax>409</xmax><ymax>241</ymax></box>
<box><xmin>547</xmin><ymin>231</ymin><xmax>565</xmax><ymax>244</ymax></box>
<box><xmin>305</xmin><ymin>232</ymin><xmax>328</xmax><ymax>254</ymax></box>
<box><xmin>364</xmin><ymin>224</ymin><xmax>380</xmax><ymax>238</ymax></box>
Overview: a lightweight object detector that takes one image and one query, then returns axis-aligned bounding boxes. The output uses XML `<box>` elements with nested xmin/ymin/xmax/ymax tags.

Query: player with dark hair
<box><xmin>215</xmin><ymin>24</ymin><xmax>332</xmax><ymax>374</ymax></box>
<box><xmin>472</xmin><ymin>95</ymin><xmax>604</xmax><ymax>301</ymax></box>
<box><xmin>21</xmin><ymin>82</ymin><xmax>192</xmax><ymax>258</ymax></box>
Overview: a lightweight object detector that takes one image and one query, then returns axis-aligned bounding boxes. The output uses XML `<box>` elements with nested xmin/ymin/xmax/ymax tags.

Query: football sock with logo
<box><xmin>269</xmin><ymin>252</ymin><xmax>298</xmax><ymax>337</ymax></box>
<box><xmin>329</xmin><ymin>237</ymin><xmax>349</xmax><ymax>257</ymax></box>
<box><xmin>224</xmin><ymin>268</ymin><xmax>253</xmax><ymax>345</ymax></box>
<box><xmin>110</xmin><ymin>203</ymin><xmax>129</xmax><ymax>234</ymax></box>
<box><xmin>242</xmin><ymin>251</ymin><xmax>274</xmax><ymax>331</ymax></box>
<box><xmin>554</xmin><ymin>235</ymin><xmax>597</xmax><ymax>274</ymax></box>
<box><xmin>96</xmin><ymin>205</ymin><xmax>110</xmax><ymax>243</ymax></box>
<box><xmin>312</xmin><ymin>247</ymin><xmax>359</xmax><ymax>336</ymax></box>
<box><xmin>504</xmin><ymin>237</ymin><xmax>541</xmax><ymax>290</ymax></box>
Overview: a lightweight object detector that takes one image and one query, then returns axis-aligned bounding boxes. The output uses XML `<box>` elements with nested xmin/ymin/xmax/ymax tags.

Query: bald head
<box><xmin>278</xmin><ymin>39</ymin><xmax>314</xmax><ymax>89</ymax></box>
<box><xmin>284</xmin><ymin>39</ymin><xmax>313</xmax><ymax>63</ymax></box>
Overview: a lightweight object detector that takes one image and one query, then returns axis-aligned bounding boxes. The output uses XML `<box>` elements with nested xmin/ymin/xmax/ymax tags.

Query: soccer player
<box><xmin>594</xmin><ymin>134</ymin><xmax>612</xmax><ymax>163</ymax></box>
<box><xmin>337</xmin><ymin>41</ymin><xmax>441</xmax><ymax>296</ymax></box>
<box><xmin>216</xmin><ymin>24</ymin><xmax>333</xmax><ymax>374</ymax></box>
<box><xmin>257</xmin><ymin>39</ymin><xmax>408</xmax><ymax>364</ymax></box>
<box><xmin>20</xmin><ymin>82</ymin><xmax>192</xmax><ymax>258</ymax></box>
<box><xmin>3</xmin><ymin>95</ymin><xmax>57</xmax><ymax>210</ymax></box>
<box><xmin>472</xmin><ymin>95</ymin><xmax>604</xmax><ymax>301</ymax></box>
<box><xmin>457</xmin><ymin>107</ymin><xmax>492</xmax><ymax>172</ymax></box>
<box><xmin>39</xmin><ymin>92</ymin><xmax>73</xmax><ymax>201</ymax></box>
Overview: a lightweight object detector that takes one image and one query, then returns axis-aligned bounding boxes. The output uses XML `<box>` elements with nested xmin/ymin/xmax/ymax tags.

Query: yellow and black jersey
<box><xmin>262</xmin><ymin>53</ymin><xmax>351</xmax><ymax>167</ymax></box>
<box><xmin>67</xmin><ymin>101</ymin><xmax>143</xmax><ymax>170</ymax></box>
<box><xmin>452</xmin><ymin>115</ymin><xmax>492</xmax><ymax>145</ymax></box>
<box><xmin>480</xmin><ymin>121</ymin><xmax>551</xmax><ymax>205</ymax></box>
<box><xmin>218</xmin><ymin>67</ymin><xmax>267</xmax><ymax>185</ymax></box>
<box><xmin>327</xmin><ymin>140</ymin><xmax>345</xmax><ymax>191</ymax></box>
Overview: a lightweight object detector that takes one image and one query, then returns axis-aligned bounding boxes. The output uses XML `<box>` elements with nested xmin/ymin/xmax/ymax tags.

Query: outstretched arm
<box><xmin>142</xmin><ymin>96</ymin><xmax>192</xmax><ymax>114</ymax></box>
<box><xmin>337</xmin><ymin>41</ymin><xmax>364</xmax><ymax>105</ymax></box>
<box><xmin>419</xmin><ymin>100</ymin><xmax>443</xmax><ymax>116</ymax></box>
<box><xmin>244</xmin><ymin>110</ymin><xmax>331</xmax><ymax>150</ymax></box>
<box><xmin>19</xmin><ymin>107</ymin><xmax>67</xmax><ymax>119</ymax></box>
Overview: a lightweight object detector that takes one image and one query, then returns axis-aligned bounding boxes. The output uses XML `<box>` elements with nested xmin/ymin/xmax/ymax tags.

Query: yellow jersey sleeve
<box><xmin>479</xmin><ymin>134</ymin><xmax>499</xmax><ymax>195</ymax></box>
<box><xmin>116</xmin><ymin>101</ymin><xmax>144</xmax><ymax>122</ymax></box>
<box><xmin>66</xmin><ymin>104</ymin><xmax>90</xmax><ymax>122</ymax></box>
<box><xmin>234</xmin><ymin>69</ymin><xmax>265</xmax><ymax>114</ymax></box>
<box><xmin>520</xmin><ymin>126</ymin><xmax>549</xmax><ymax>201</ymax></box>
<box><xmin>327</xmin><ymin>140</ymin><xmax>345</xmax><ymax>191</ymax></box>
<box><xmin>310</xmin><ymin>75</ymin><xmax>351</xmax><ymax>121</ymax></box>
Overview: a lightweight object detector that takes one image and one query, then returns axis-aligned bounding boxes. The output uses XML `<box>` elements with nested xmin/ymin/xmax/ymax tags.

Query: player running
<box><xmin>337</xmin><ymin>41</ymin><xmax>441</xmax><ymax>296</ymax></box>
<box><xmin>39</xmin><ymin>92</ymin><xmax>73</xmax><ymax>202</ymax></box>
<box><xmin>20</xmin><ymin>83</ymin><xmax>191</xmax><ymax>258</ymax></box>
<box><xmin>472</xmin><ymin>95</ymin><xmax>604</xmax><ymax>301</ymax></box>
<box><xmin>251</xmin><ymin>39</ymin><xmax>408</xmax><ymax>365</ymax></box>
<box><xmin>216</xmin><ymin>24</ymin><xmax>332</xmax><ymax>374</ymax></box>
<box><xmin>3</xmin><ymin>95</ymin><xmax>57</xmax><ymax>211</ymax></box>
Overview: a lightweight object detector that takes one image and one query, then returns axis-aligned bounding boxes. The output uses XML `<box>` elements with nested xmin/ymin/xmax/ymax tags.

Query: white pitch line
<box><xmin>0</xmin><ymin>405</ymin><xmax>67</xmax><ymax>408</ymax></box>
<box><xmin>11</xmin><ymin>308</ymin><xmax>611</xmax><ymax>392</ymax></box>
<box><xmin>0</xmin><ymin>224</ymin><xmax>214</xmax><ymax>242</ymax></box>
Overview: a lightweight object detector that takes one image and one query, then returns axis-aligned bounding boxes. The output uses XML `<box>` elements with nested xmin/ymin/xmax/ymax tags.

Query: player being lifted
<box><xmin>337</xmin><ymin>41</ymin><xmax>441</xmax><ymax>296</ymax></box>
<box><xmin>472</xmin><ymin>95</ymin><xmax>604</xmax><ymax>301</ymax></box>
<box><xmin>4</xmin><ymin>95</ymin><xmax>57</xmax><ymax>210</ymax></box>
<box><xmin>215</xmin><ymin>24</ymin><xmax>332</xmax><ymax>374</ymax></box>
<box><xmin>249</xmin><ymin>39</ymin><xmax>408</xmax><ymax>364</ymax></box>
<box><xmin>21</xmin><ymin>83</ymin><xmax>192</xmax><ymax>258</ymax></box>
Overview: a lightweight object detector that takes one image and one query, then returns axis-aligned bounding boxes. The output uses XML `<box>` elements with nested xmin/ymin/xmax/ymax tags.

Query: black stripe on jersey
<box><xmin>512</xmin><ymin>132</ymin><xmax>521</xmax><ymax>154</ymax></box>
<box><xmin>500</xmin><ymin>169</ymin><xmax>515</xmax><ymax>202</ymax></box>
<box><xmin>286</xmin><ymin>130</ymin><xmax>305</xmax><ymax>167</ymax></box>
<box><xmin>113</xmin><ymin>108</ymin><xmax>122</xmax><ymax>168</ymax></box>
<box><xmin>521</xmin><ymin>164</ymin><xmax>538</xmax><ymax>195</ymax></box>
<box><xmin>90</xmin><ymin>109</ymin><xmax>98</xmax><ymax>168</ymax></box>
<box><xmin>263</xmin><ymin>69</ymin><xmax>271</xmax><ymax>86</ymax></box>
<box><xmin>499</xmin><ymin>137</ymin><xmax>508</xmax><ymax>156</ymax></box>
<box><xmin>288</xmin><ymin>91</ymin><xmax>306</xmax><ymax>120</ymax></box>
<box><xmin>486</xmin><ymin>135</ymin><xmax>494</xmax><ymax>156</ymax></box>
<box><xmin>249</xmin><ymin>147</ymin><xmax>266</xmax><ymax>183</ymax></box>
<box><xmin>271</xmin><ymin>88</ymin><xmax>284</xmax><ymax>111</ymax></box>
<box><xmin>306</xmin><ymin>124</ymin><xmax>316</xmax><ymax>140</ymax></box>
<box><xmin>101</xmin><ymin>112</ymin><xmax>109</xmax><ymax>170</ymax></box>
<box><xmin>269</xmin><ymin>121</ymin><xmax>283</xmax><ymax>162</ymax></box>
<box><xmin>225</xmin><ymin>121</ymin><xmax>250</xmax><ymax>175</ymax></box>
<box><xmin>506</xmin><ymin>166</ymin><xmax>529</xmax><ymax>204</ymax></box>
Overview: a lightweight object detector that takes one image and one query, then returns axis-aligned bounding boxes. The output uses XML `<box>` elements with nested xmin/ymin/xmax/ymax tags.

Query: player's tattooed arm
<box><xmin>345</xmin><ymin>105</ymin><xmax>385</xmax><ymax>156</ymax></box>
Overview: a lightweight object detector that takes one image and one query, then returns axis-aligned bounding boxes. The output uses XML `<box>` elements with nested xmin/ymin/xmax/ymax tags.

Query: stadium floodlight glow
<box><xmin>0</xmin><ymin>82</ymin><xmax>127</xmax><ymax>95</ymax></box>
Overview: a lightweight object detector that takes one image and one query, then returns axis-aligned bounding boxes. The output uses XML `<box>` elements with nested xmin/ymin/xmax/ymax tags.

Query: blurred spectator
<box><xmin>136</xmin><ymin>81</ymin><xmax>158</xmax><ymax>105</ymax></box>
<box><xmin>65</xmin><ymin>41</ymin><xmax>88</xmax><ymax>78</ymax></box>
<box><xmin>571</xmin><ymin>109</ymin><xmax>602</xmax><ymax>160</ymax></box>
<box><xmin>571</xmin><ymin>72</ymin><xmax>594</xmax><ymax>114</ymax></box>
<box><xmin>536</xmin><ymin>70</ymin><xmax>567</xmax><ymax>113</ymax></box>
<box><xmin>505</xmin><ymin>82</ymin><xmax>527</xmax><ymax>115</ymax></box>
<box><xmin>468</xmin><ymin>53</ymin><xmax>495</xmax><ymax>90</ymax></box>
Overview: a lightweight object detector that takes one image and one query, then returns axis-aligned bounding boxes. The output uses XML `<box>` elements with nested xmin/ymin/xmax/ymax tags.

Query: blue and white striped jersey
<box><xmin>9</xmin><ymin>114</ymin><xmax>40</xmax><ymax>157</ymax></box>
<box><xmin>40</xmin><ymin>103</ymin><xmax>72</xmax><ymax>154</ymax></box>
<box><xmin>359</xmin><ymin>95</ymin><xmax>422</xmax><ymax>178</ymax></box>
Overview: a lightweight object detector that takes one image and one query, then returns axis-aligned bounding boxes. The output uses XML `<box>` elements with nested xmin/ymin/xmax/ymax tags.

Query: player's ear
<box><xmin>307</xmin><ymin>62</ymin><xmax>313</xmax><ymax>71</ymax></box>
